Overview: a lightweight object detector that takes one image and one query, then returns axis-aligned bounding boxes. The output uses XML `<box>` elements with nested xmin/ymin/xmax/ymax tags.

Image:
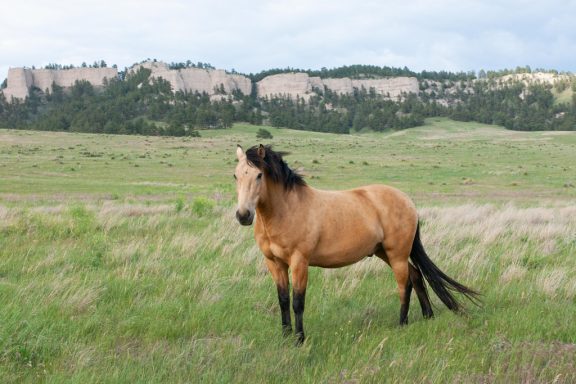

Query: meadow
<box><xmin>0</xmin><ymin>119</ymin><xmax>575</xmax><ymax>383</ymax></box>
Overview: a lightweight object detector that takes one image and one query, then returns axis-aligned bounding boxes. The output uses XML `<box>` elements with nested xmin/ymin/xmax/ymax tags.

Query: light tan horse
<box><xmin>234</xmin><ymin>144</ymin><xmax>479</xmax><ymax>344</ymax></box>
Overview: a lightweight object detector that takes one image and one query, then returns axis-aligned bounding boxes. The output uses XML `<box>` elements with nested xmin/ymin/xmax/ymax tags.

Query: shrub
<box><xmin>175</xmin><ymin>197</ymin><xmax>185</xmax><ymax>213</ymax></box>
<box><xmin>256</xmin><ymin>128</ymin><xmax>273</xmax><ymax>139</ymax></box>
<box><xmin>69</xmin><ymin>205</ymin><xmax>96</xmax><ymax>236</ymax></box>
<box><xmin>192</xmin><ymin>197</ymin><xmax>215</xmax><ymax>217</ymax></box>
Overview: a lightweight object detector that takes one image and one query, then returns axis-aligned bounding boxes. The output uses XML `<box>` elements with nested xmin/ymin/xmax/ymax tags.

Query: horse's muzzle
<box><xmin>236</xmin><ymin>210</ymin><xmax>254</xmax><ymax>226</ymax></box>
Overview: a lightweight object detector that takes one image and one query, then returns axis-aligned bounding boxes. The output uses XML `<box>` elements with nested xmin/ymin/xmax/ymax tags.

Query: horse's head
<box><xmin>233</xmin><ymin>145</ymin><xmax>266</xmax><ymax>226</ymax></box>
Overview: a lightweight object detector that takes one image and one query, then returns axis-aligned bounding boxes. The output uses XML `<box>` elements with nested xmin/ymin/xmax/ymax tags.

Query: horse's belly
<box><xmin>309</xmin><ymin>252</ymin><xmax>368</xmax><ymax>268</ymax></box>
<box><xmin>309</xmin><ymin>232</ymin><xmax>380</xmax><ymax>268</ymax></box>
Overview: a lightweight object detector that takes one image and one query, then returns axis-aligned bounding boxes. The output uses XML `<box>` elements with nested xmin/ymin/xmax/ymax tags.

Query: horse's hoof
<box><xmin>295</xmin><ymin>333</ymin><xmax>305</xmax><ymax>346</ymax></box>
<box><xmin>282</xmin><ymin>327</ymin><xmax>293</xmax><ymax>337</ymax></box>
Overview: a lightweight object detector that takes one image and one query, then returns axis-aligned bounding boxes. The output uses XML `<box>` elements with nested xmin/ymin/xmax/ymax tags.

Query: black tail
<box><xmin>410</xmin><ymin>222</ymin><xmax>481</xmax><ymax>312</ymax></box>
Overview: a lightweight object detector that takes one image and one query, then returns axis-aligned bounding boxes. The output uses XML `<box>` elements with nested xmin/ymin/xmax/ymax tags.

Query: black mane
<box><xmin>245</xmin><ymin>145</ymin><xmax>306</xmax><ymax>190</ymax></box>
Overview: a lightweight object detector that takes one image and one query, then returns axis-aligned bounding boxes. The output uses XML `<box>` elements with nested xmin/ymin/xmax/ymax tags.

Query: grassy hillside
<box><xmin>2</xmin><ymin>118</ymin><xmax>575</xmax><ymax>200</ymax></box>
<box><xmin>1</xmin><ymin>119</ymin><xmax>575</xmax><ymax>383</ymax></box>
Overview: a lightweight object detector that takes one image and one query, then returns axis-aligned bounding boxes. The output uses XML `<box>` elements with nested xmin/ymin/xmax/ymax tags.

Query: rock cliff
<box><xmin>132</xmin><ymin>61</ymin><xmax>252</xmax><ymax>96</ymax></box>
<box><xmin>257</xmin><ymin>73</ymin><xmax>419</xmax><ymax>100</ymax></box>
<box><xmin>256</xmin><ymin>73</ymin><xmax>322</xmax><ymax>101</ymax></box>
<box><xmin>2</xmin><ymin>62</ymin><xmax>420</xmax><ymax>102</ymax></box>
<box><xmin>2</xmin><ymin>61</ymin><xmax>253</xmax><ymax>100</ymax></box>
<box><xmin>2</xmin><ymin>67</ymin><xmax>118</xmax><ymax>100</ymax></box>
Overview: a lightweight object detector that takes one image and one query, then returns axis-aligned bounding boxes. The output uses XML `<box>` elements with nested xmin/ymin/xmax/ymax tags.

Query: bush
<box><xmin>256</xmin><ymin>128</ymin><xmax>273</xmax><ymax>139</ymax></box>
<box><xmin>175</xmin><ymin>197</ymin><xmax>185</xmax><ymax>213</ymax></box>
<box><xmin>69</xmin><ymin>204</ymin><xmax>96</xmax><ymax>236</ymax></box>
<box><xmin>192</xmin><ymin>197</ymin><xmax>215</xmax><ymax>217</ymax></box>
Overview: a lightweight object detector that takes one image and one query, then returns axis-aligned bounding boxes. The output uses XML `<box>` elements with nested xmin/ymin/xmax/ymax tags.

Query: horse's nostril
<box><xmin>236</xmin><ymin>210</ymin><xmax>253</xmax><ymax>225</ymax></box>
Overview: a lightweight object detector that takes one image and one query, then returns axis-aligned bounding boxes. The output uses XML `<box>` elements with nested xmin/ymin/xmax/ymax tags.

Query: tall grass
<box><xmin>1</xmin><ymin>200</ymin><xmax>575</xmax><ymax>382</ymax></box>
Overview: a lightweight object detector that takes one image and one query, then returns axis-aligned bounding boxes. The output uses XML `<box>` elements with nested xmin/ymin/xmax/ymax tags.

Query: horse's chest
<box><xmin>256</xmin><ymin>218</ymin><xmax>311</xmax><ymax>261</ymax></box>
<box><xmin>255</xmin><ymin>229</ymin><xmax>286</xmax><ymax>259</ymax></box>
<box><xmin>269</xmin><ymin>242</ymin><xmax>290</xmax><ymax>260</ymax></box>
<box><xmin>257</xmin><ymin>231</ymin><xmax>307</xmax><ymax>263</ymax></box>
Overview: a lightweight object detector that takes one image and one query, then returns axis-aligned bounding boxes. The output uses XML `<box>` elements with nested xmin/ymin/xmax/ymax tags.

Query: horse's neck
<box><xmin>257</xmin><ymin>181</ymin><xmax>308</xmax><ymax>223</ymax></box>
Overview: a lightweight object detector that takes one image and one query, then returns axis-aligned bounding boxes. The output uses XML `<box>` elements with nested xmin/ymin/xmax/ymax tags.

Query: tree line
<box><xmin>445</xmin><ymin>81</ymin><xmax>576</xmax><ymax>131</ymax></box>
<box><xmin>248</xmin><ymin>64</ymin><xmax>474</xmax><ymax>83</ymax></box>
<box><xmin>0</xmin><ymin>68</ymin><xmax>261</xmax><ymax>136</ymax></box>
<box><xmin>1</xmin><ymin>65</ymin><xmax>575</xmax><ymax>135</ymax></box>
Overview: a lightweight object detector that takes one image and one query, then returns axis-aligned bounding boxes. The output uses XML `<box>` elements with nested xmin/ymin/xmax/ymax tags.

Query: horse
<box><xmin>234</xmin><ymin>144</ymin><xmax>480</xmax><ymax>344</ymax></box>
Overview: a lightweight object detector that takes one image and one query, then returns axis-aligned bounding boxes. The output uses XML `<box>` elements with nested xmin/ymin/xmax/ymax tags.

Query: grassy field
<box><xmin>1</xmin><ymin>119</ymin><xmax>575</xmax><ymax>383</ymax></box>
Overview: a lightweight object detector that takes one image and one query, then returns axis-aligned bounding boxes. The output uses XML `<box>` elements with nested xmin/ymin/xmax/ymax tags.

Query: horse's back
<box><xmin>319</xmin><ymin>183</ymin><xmax>417</xmax><ymax>222</ymax></box>
<box><xmin>355</xmin><ymin>184</ymin><xmax>417</xmax><ymax>220</ymax></box>
<box><xmin>307</xmin><ymin>184</ymin><xmax>418</xmax><ymax>267</ymax></box>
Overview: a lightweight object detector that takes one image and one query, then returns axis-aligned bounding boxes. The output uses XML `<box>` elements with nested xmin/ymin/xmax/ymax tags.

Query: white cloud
<box><xmin>1</xmin><ymin>0</ymin><xmax>575</xmax><ymax>82</ymax></box>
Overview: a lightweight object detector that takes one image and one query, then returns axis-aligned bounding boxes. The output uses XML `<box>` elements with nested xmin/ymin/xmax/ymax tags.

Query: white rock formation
<box><xmin>256</xmin><ymin>73</ymin><xmax>320</xmax><ymax>101</ymax></box>
<box><xmin>2</xmin><ymin>67</ymin><xmax>118</xmax><ymax>100</ymax></box>
<box><xmin>2</xmin><ymin>68</ymin><xmax>33</xmax><ymax>99</ymax></box>
<box><xmin>133</xmin><ymin>61</ymin><xmax>252</xmax><ymax>96</ymax></box>
<box><xmin>257</xmin><ymin>72</ymin><xmax>419</xmax><ymax>100</ymax></box>
<box><xmin>1</xmin><ymin>63</ymin><xmax>430</xmax><ymax>103</ymax></box>
<box><xmin>497</xmin><ymin>72</ymin><xmax>571</xmax><ymax>86</ymax></box>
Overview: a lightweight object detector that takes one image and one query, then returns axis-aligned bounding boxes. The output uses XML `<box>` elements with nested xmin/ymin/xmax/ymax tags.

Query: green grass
<box><xmin>2</xmin><ymin>119</ymin><xmax>575</xmax><ymax>203</ymax></box>
<box><xmin>1</xmin><ymin>119</ymin><xmax>575</xmax><ymax>383</ymax></box>
<box><xmin>552</xmin><ymin>86</ymin><xmax>575</xmax><ymax>106</ymax></box>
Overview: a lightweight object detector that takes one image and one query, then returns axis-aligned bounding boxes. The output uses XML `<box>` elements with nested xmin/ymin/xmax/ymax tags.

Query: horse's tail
<box><xmin>409</xmin><ymin>222</ymin><xmax>481</xmax><ymax>312</ymax></box>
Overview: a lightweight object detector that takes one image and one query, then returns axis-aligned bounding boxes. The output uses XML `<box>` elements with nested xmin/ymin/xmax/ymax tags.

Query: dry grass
<box><xmin>422</xmin><ymin>204</ymin><xmax>570</xmax><ymax>246</ymax></box>
<box><xmin>419</xmin><ymin>203</ymin><xmax>576</xmax><ymax>298</ymax></box>
<box><xmin>500</xmin><ymin>264</ymin><xmax>528</xmax><ymax>284</ymax></box>
<box><xmin>97</xmin><ymin>202</ymin><xmax>174</xmax><ymax>230</ymax></box>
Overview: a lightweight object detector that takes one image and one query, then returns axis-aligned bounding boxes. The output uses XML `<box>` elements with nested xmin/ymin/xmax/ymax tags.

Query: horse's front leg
<box><xmin>264</xmin><ymin>258</ymin><xmax>292</xmax><ymax>336</ymax></box>
<box><xmin>291</xmin><ymin>254</ymin><xmax>309</xmax><ymax>345</ymax></box>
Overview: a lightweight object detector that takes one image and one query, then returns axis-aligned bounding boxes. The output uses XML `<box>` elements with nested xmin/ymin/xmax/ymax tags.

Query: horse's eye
<box><xmin>257</xmin><ymin>173</ymin><xmax>263</xmax><ymax>180</ymax></box>
<box><xmin>233</xmin><ymin>174</ymin><xmax>237</xmax><ymax>180</ymax></box>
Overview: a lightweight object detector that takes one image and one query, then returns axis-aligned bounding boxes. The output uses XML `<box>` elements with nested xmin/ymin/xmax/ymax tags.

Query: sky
<box><xmin>1</xmin><ymin>0</ymin><xmax>575</xmax><ymax>81</ymax></box>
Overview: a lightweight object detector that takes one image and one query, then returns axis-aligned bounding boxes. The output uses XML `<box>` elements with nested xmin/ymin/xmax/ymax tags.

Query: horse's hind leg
<box><xmin>409</xmin><ymin>264</ymin><xmax>434</xmax><ymax>319</ymax></box>
<box><xmin>375</xmin><ymin>248</ymin><xmax>412</xmax><ymax>325</ymax></box>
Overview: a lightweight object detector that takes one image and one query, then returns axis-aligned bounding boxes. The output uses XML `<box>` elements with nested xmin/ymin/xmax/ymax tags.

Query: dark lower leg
<box><xmin>400</xmin><ymin>279</ymin><xmax>413</xmax><ymax>325</ymax></box>
<box><xmin>416</xmin><ymin>288</ymin><xmax>434</xmax><ymax>319</ymax></box>
<box><xmin>293</xmin><ymin>289</ymin><xmax>306</xmax><ymax>344</ymax></box>
<box><xmin>409</xmin><ymin>264</ymin><xmax>434</xmax><ymax>319</ymax></box>
<box><xmin>277</xmin><ymin>285</ymin><xmax>292</xmax><ymax>336</ymax></box>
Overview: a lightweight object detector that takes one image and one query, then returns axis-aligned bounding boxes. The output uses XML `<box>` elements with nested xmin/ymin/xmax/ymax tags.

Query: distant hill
<box><xmin>1</xmin><ymin>61</ymin><xmax>574</xmax><ymax>134</ymax></box>
<box><xmin>1</xmin><ymin>61</ymin><xmax>422</xmax><ymax>101</ymax></box>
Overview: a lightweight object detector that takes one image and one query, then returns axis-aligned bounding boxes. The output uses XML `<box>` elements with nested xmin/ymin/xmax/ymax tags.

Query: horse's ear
<box><xmin>236</xmin><ymin>145</ymin><xmax>245</xmax><ymax>161</ymax></box>
<box><xmin>257</xmin><ymin>144</ymin><xmax>265</xmax><ymax>159</ymax></box>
